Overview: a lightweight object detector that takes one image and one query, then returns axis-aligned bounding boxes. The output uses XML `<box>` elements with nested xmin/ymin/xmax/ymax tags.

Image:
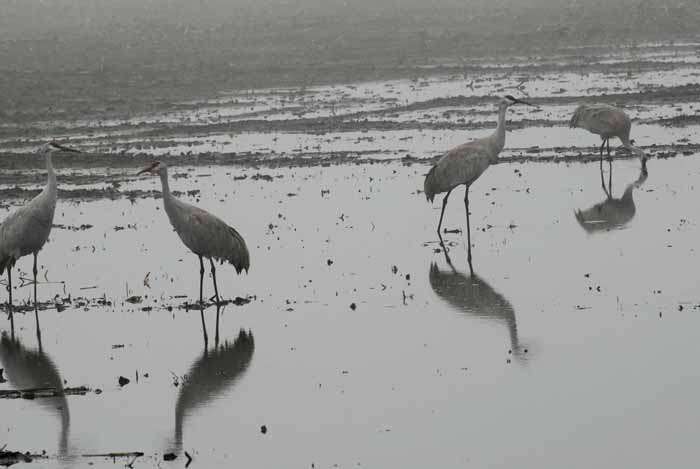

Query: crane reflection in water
<box><xmin>575</xmin><ymin>164</ymin><xmax>648</xmax><ymax>233</ymax></box>
<box><xmin>429</xmin><ymin>249</ymin><xmax>527</xmax><ymax>362</ymax></box>
<box><xmin>173</xmin><ymin>304</ymin><xmax>255</xmax><ymax>451</ymax></box>
<box><xmin>0</xmin><ymin>332</ymin><xmax>71</xmax><ymax>463</ymax></box>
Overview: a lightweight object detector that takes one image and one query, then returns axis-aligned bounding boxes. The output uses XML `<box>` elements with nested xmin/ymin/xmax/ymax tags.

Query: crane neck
<box><xmin>159</xmin><ymin>168</ymin><xmax>171</xmax><ymax>196</ymax></box>
<box><xmin>492</xmin><ymin>105</ymin><xmax>509</xmax><ymax>156</ymax></box>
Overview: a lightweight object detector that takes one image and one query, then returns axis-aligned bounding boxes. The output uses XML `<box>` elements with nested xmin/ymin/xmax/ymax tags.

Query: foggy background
<box><xmin>0</xmin><ymin>0</ymin><xmax>697</xmax><ymax>122</ymax></box>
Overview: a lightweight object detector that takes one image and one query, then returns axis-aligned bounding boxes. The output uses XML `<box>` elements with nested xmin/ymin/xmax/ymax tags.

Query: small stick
<box><xmin>82</xmin><ymin>452</ymin><xmax>145</xmax><ymax>458</ymax></box>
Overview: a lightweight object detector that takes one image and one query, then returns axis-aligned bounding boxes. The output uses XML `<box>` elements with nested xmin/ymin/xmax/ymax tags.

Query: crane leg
<box><xmin>214</xmin><ymin>304</ymin><xmax>221</xmax><ymax>348</ymax></box>
<box><xmin>209</xmin><ymin>259</ymin><xmax>220</xmax><ymax>305</ymax></box>
<box><xmin>599</xmin><ymin>163</ymin><xmax>610</xmax><ymax>198</ymax></box>
<box><xmin>199</xmin><ymin>304</ymin><xmax>208</xmax><ymax>350</ymax></box>
<box><xmin>33</xmin><ymin>253</ymin><xmax>41</xmax><ymax>346</ymax></box>
<box><xmin>599</xmin><ymin>140</ymin><xmax>606</xmax><ymax>167</ymax></box>
<box><xmin>437</xmin><ymin>189</ymin><xmax>453</xmax><ymax>236</ymax></box>
<box><xmin>7</xmin><ymin>266</ymin><xmax>14</xmax><ymax>338</ymax></box>
<box><xmin>606</xmin><ymin>139</ymin><xmax>611</xmax><ymax>160</ymax></box>
<box><xmin>464</xmin><ymin>187</ymin><xmax>474</xmax><ymax>276</ymax></box>
<box><xmin>198</xmin><ymin>255</ymin><xmax>205</xmax><ymax>306</ymax></box>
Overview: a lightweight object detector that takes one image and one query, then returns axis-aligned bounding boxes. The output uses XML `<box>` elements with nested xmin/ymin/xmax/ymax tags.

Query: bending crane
<box><xmin>569</xmin><ymin>103</ymin><xmax>647</xmax><ymax>171</ymax></box>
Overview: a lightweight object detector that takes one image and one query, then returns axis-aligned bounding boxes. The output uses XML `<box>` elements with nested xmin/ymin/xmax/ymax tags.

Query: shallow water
<box><xmin>1</xmin><ymin>153</ymin><xmax>700</xmax><ymax>468</ymax></box>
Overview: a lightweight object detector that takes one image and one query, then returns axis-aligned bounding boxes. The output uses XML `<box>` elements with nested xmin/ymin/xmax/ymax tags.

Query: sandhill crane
<box><xmin>0</xmin><ymin>142</ymin><xmax>80</xmax><ymax>336</ymax></box>
<box><xmin>424</xmin><ymin>95</ymin><xmax>534</xmax><ymax>272</ymax></box>
<box><xmin>576</xmin><ymin>164</ymin><xmax>648</xmax><ymax>233</ymax></box>
<box><xmin>429</xmin><ymin>251</ymin><xmax>526</xmax><ymax>361</ymax></box>
<box><xmin>137</xmin><ymin>162</ymin><xmax>250</xmax><ymax>305</ymax></box>
<box><xmin>569</xmin><ymin>103</ymin><xmax>647</xmax><ymax>169</ymax></box>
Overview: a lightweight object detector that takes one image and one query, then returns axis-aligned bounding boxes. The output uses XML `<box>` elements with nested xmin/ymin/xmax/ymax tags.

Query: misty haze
<box><xmin>1</xmin><ymin>1</ymin><xmax>699</xmax><ymax>468</ymax></box>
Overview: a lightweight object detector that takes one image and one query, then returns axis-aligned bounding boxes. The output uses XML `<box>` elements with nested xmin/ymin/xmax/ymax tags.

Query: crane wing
<box><xmin>570</xmin><ymin>104</ymin><xmax>631</xmax><ymax>138</ymax></box>
<box><xmin>0</xmin><ymin>193</ymin><xmax>55</xmax><ymax>274</ymax></box>
<box><xmin>424</xmin><ymin>142</ymin><xmax>492</xmax><ymax>202</ymax></box>
<box><xmin>169</xmin><ymin>199</ymin><xmax>250</xmax><ymax>274</ymax></box>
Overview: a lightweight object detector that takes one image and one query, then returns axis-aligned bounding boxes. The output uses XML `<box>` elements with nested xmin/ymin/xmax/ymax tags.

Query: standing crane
<box><xmin>424</xmin><ymin>95</ymin><xmax>534</xmax><ymax>272</ymax></box>
<box><xmin>569</xmin><ymin>103</ymin><xmax>647</xmax><ymax>172</ymax></box>
<box><xmin>0</xmin><ymin>142</ymin><xmax>80</xmax><ymax>336</ymax></box>
<box><xmin>137</xmin><ymin>161</ymin><xmax>249</xmax><ymax>305</ymax></box>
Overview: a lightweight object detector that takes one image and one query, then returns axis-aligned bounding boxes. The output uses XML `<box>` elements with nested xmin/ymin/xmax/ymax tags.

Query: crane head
<box><xmin>39</xmin><ymin>142</ymin><xmax>81</xmax><ymax>154</ymax></box>
<box><xmin>502</xmin><ymin>95</ymin><xmax>535</xmax><ymax>107</ymax></box>
<box><xmin>137</xmin><ymin>161</ymin><xmax>166</xmax><ymax>175</ymax></box>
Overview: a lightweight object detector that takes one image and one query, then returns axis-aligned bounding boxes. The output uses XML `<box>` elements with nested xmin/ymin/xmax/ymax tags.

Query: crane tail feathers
<box><xmin>424</xmin><ymin>166</ymin><xmax>438</xmax><ymax>203</ymax></box>
<box><xmin>226</xmin><ymin>226</ymin><xmax>250</xmax><ymax>274</ymax></box>
<box><xmin>0</xmin><ymin>254</ymin><xmax>12</xmax><ymax>276</ymax></box>
<box><xmin>569</xmin><ymin>106</ymin><xmax>584</xmax><ymax>128</ymax></box>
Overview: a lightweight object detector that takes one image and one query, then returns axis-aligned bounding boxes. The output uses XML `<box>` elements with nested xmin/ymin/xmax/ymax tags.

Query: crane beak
<box><xmin>137</xmin><ymin>162</ymin><xmax>160</xmax><ymax>175</ymax></box>
<box><xmin>513</xmin><ymin>97</ymin><xmax>536</xmax><ymax>107</ymax></box>
<box><xmin>49</xmin><ymin>142</ymin><xmax>81</xmax><ymax>153</ymax></box>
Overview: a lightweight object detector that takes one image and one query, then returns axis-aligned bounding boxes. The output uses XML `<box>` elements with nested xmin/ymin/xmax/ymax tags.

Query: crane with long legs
<box><xmin>424</xmin><ymin>95</ymin><xmax>534</xmax><ymax>273</ymax></box>
<box><xmin>137</xmin><ymin>161</ymin><xmax>249</xmax><ymax>306</ymax></box>
<box><xmin>569</xmin><ymin>103</ymin><xmax>647</xmax><ymax>176</ymax></box>
<box><xmin>0</xmin><ymin>142</ymin><xmax>80</xmax><ymax>337</ymax></box>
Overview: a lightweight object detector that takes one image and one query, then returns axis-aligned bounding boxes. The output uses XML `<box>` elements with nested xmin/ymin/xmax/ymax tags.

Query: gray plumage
<box><xmin>1</xmin><ymin>142</ymin><xmax>79</xmax><ymax>334</ymax></box>
<box><xmin>424</xmin><ymin>96</ymin><xmax>534</xmax><ymax>271</ymax></box>
<box><xmin>163</xmin><ymin>180</ymin><xmax>250</xmax><ymax>275</ymax></box>
<box><xmin>0</xmin><ymin>149</ymin><xmax>58</xmax><ymax>276</ymax></box>
<box><xmin>424</xmin><ymin>141</ymin><xmax>492</xmax><ymax>204</ymax></box>
<box><xmin>570</xmin><ymin>103</ymin><xmax>647</xmax><ymax>164</ymax></box>
<box><xmin>570</xmin><ymin>103</ymin><xmax>632</xmax><ymax>143</ymax></box>
<box><xmin>139</xmin><ymin>161</ymin><xmax>249</xmax><ymax>304</ymax></box>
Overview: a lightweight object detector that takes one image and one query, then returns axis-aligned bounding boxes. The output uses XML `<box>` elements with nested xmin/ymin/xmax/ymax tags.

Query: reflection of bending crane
<box><xmin>424</xmin><ymin>96</ymin><xmax>534</xmax><ymax>273</ymax></box>
<box><xmin>575</xmin><ymin>164</ymin><xmax>648</xmax><ymax>233</ymax></box>
<box><xmin>428</xmin><ymin>251</ymin><xmax>527</xmax><ymax>361</ymax></box>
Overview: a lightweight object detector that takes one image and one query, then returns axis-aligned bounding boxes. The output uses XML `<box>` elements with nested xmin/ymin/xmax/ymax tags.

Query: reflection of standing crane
<box><xmin>173</xmin><ymin>304</ymin><xmax>254</xmax><ymax>451</ymax></box>
<box><xmin>0</xmin><ymin>332</ymin><xmax>71</xmax><ymax>459</ymax></box>
<box><xmin>0</xmin><ymin>143</ymin><xmax>80</xmax><ymax>337</ymax></box>
<box><xmin>575</xmin><ymin>165</ymin><xmax>648</xmax><ymax>233</ymax></box>
<box><xmin>428</xmin><ymin>251</ymin><xmax>527</xmax><ymax>361</ymax></box>
<box><xmin>569</xmin><ymin>104</ymin><xmax>647</xmax><ymax>171</ymax></box>
<box><xmin>137</xmin><ymin>161</ymin><xmax>249</xmax><ymax>305</ymax></box>
<box><xmin>424</xmin><ymin>96</ymin><xmax>534</xmax><ymax>273</ymax></box>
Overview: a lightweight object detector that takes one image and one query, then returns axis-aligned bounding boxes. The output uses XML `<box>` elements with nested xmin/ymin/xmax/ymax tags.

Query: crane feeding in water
<box><xmin>424</xmin><ymin>95</ymin><xmax>534</xmax><ymax>272</ymax></box>
<box><xmin>0</xmin><ymin>142</ymin><xmax>80</xmax><ymax>336</ymax></box>
<box><xmin>137</xmin><ymin>161</ymin><xmax>250</xmax><ymax>305</ymax></box>
<box><xmin>569</xmin><ymin>103</ymin><xmax>647</xmax><ymax>171</ymax></box>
